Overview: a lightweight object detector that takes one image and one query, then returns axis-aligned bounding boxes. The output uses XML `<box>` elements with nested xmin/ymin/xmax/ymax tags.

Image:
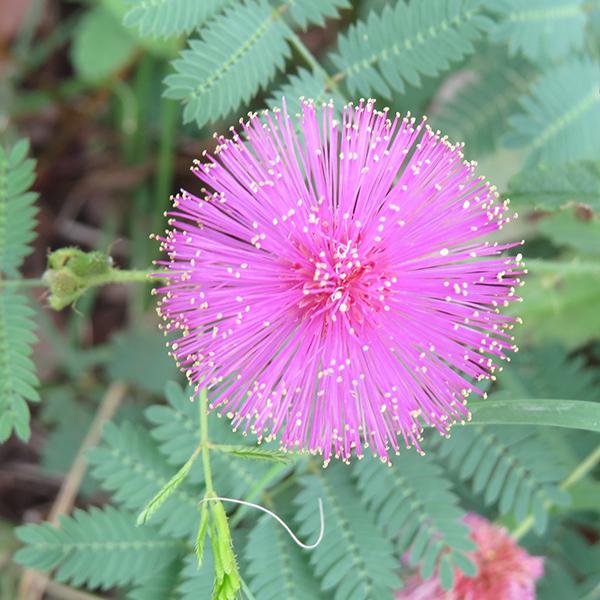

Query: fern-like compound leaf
<box><xmin>146</xmin><ymin>382</ymin><xmax>278</xmax><ymax>500</ymax></box>
<box><xmin>164</xmin><ymin>0</ymin><xmax>291</xmax><ymax>128</ymax></box>
<box><xmin>295</xmin><ymin>464</ymin><xmax>401</xmax><ymax>600</ymax></box>
<box><xmin>434</xmin><ymin>425</ymin><xmax>570</xmax><ymax>534</ymax></box>
<box><xmin>178</xmin><ymin>552</ymin><xmax>217</xmax><ymax>600</ymax></box>
<box><xmin>287</xmin><ymin>0</ymin><xmax>350</xmax><ymax>29</ymax></box>
<box><xmin>0</xmin><ymin>291</ymin><xmax>39</xmax><ymax>442</ymax></box>
<box><xmin>0</xmin><ymin>139</ymin><xmax>39</xmax><ymax>277</ymax></box>
<box><xmin>123</xmin><ymin>0</ymin><xmax>231</xmax><ymax>38</ymax></box>
<box><xmin>496</xmin><ymin>344</ymin><xmax>600</xmax><ymax>403</ymax></box>
<box><xmin>87</xmin><ymin>421</ymin><xmax>199</xmax><ymax>538</ymax></box>
<box><xmin>246</xmin><ymin>511</ymin><xmax>325</xmax><ymax>600</ymax></box>
<box><xmin>354</xmin><ymin>453</ymin><xmax>475</xmax><ymax>584</ymax></box>
<box><xmin>126</xmin><ymin>561</ymin><xmax>181</xmax><ymax>600</ymax></box>
<box><xmin>504</xmin><ymin>59</ymin><xmax>600</xmax><ymax>166</ymax></box>
<box><xmin>330</xmin><ymin>0</ymin><xmax>492</xmax><ymax>98</ymax></box>
<box><xmin>433</xmin><ymin>52</ymin><xmax>534</xmax><ymax>156</ymax></box>
<box><xmin>14</xmin><ymin>506</ymin><xmax>183</xmax><ymax>589</ymax></box>
<box><xmin>508</xmin><ymin>161</ymin><xmax>600</xmax><ymax>213</ymax></box>
<box><xmin>489</xmin><ymin>0</ymin><xmax>587</xmax><ymax>63</ymax></box>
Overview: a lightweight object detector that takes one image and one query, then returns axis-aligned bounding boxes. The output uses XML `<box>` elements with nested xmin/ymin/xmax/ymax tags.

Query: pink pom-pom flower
<box><xmin>154</xmin><ymin>99</ymin><xmax>523</xmax><ymax>464</ymax></box>
<box><xmin>396</xmin><ymin>513</ymin><xmax>544</xmax><ymax>599</ymax></box>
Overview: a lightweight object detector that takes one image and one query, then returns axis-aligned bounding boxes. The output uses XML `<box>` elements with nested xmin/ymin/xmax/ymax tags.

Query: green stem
<box><xmin>285</xmin><ymin>31</ymin><xmax>345</xmax><ymax>98</ymax></box>
<box><xmin>512</xmin><ymin>444</ymin><xmax>600</xmax><ymax>541</ymax></box>
<box><xmin>560</xmin><ymin>444</ymin><xmax>600</xmax><ymax>490</ymax></box>
<box><xmin>0</xmin><ymin>278</ymin><xmax>46</xmax><ymax>289</ymax></box>
<box><xmin>240</xmin><ymin>577</ymin><xmax>258</xmax><ymax>600</ymax></box>
<box><xmin>93</xmin><ymin>268</ymin><xmax>155</xmax><ymax>284</ymax></box>
<box><xmin>199</xmin><ymin>388</ymin><xmax>215</xmax><ymax>495</ymax></box>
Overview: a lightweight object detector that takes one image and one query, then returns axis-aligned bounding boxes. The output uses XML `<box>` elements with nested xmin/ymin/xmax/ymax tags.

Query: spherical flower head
<box><xmin>154</xmin><ymin>98</ymin><xmax>523</xmax><ymax>464</ymax></box>
<box><xmin>396</xmin><ymin>513</ymin><xmax>544</xmax><ymax>600</ymax></box>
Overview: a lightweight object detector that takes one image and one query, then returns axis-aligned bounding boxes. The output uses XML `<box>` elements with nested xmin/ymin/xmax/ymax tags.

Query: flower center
<box><xmin>286</xmin><ymin>237</ymin><xmax>393</xmax><ymax>330</ymax></box>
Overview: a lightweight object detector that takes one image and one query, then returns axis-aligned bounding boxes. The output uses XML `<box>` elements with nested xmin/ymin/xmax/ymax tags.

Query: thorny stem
<box><xmin>512</xmin><ymin>444</ymin><xmax>600</xmax><ymax>541</ymax></box>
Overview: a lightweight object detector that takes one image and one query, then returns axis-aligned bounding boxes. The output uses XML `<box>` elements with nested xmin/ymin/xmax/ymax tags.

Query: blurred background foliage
<box><xmin>0</xmin><ymin>0</ymin><xmax>599</xmax><ymax>599</ymax></box>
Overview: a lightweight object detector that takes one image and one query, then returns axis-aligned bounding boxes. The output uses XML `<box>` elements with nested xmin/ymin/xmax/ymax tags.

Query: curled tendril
<box><xmin>202</xmin><ymin>497</ymin><xmax>325</xmax><ymax>549</ymax></box>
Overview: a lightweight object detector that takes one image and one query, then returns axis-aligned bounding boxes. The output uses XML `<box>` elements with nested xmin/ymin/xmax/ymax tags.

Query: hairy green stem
<box><xmin>199</xmin><ymin>388</ymin><xmax>215</xmax><ymax>495</ymax></box>
<box><xmin>512</xmin><ymin>444</ymin><xmax>600</xmax><ymax>540</ymax></box>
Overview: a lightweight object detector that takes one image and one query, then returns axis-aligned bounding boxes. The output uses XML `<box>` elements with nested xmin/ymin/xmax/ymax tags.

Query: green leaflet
<box><xmin>217</xmin><ymin>445</ymin><xmax>292</xmax><ymax>463</ymax></box>
<box><xmin>14</xmin><ymin>506</ymin><xmax>183</xmax><ymax>590</ymax></box>
<box><xmin>0</xmin><ymin>291</ymin><xmax>39</xmax><ymax>442</ymax></box>
<box><xmin>330</xmin><ymin>0</ymin><xmax>492</xmax><ymax>97</ymax></box>
<box><xmin>87</xmin><ymin>421</ymin><xmax>200</xmax><ymax>538</ymax></box>
<box><xmin>295</xmin><ymin>464</ymin><xmax>401</xmax><ymax>600</ymax></box>
<box><xmin>146</xmin><ymin>382</ymin><xmax>278</xmax><ymax>501</ymax></box>
<box><xmin>489</xmin><ymin>0</ymin><xmax>587</xmax><ymax>63</ymax></box>
<box><xmin>136</xmin><ymin>445</ymin><xmax>201</xmax><ymax>528</ymax></box>
<box><xmin>178</xmin><ymin>552</ymin><xmax>218</xmax><ymax>600</ymax></box>
<box><xmin>433</xmin><ymin>424</ymin><xmax>570</xmax><ymax>533</ymax></box>
<box><xmin>354</xmin><ymin>453</ymin><xmax>475</xmax><ymax>584</ymax></box>
<box><xmin>286</xmin><ymin>0</ymin><xmax>350</xmax><ymax>29</ymax></box>
<box><xmin>0</xmin><ymin>139</ymin><xmax>39</xmax><ymax>277</ymax></box>
<box><xmin>504</xmin><ymin>59</ymin><xmax>600</xmax><ymax>166</ymax></box>
<box><xmin>164</xmin><ymin>0</ymin><xmax>291</xmax><ymax>127</ymax></box>
<box><xmin>123</xmin><ymin>0</ymin><xmax>231</xmax><ymax>38</ymax></box>
<box><xmin>126</xmin><ymin>560</ymin><xmax>182</xmax><ymax>600</ymax></box>
<box><xmin>246</xmin><ymin>509</ymin><xmax>325</xmax><ymax>600</ymax></box>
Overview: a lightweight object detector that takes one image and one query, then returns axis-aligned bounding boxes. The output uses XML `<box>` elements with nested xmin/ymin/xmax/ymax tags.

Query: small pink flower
<box><xmin>397</xmin><ymin>514</ymin><xmax>544</xmax><ymax>600</ymax></box>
